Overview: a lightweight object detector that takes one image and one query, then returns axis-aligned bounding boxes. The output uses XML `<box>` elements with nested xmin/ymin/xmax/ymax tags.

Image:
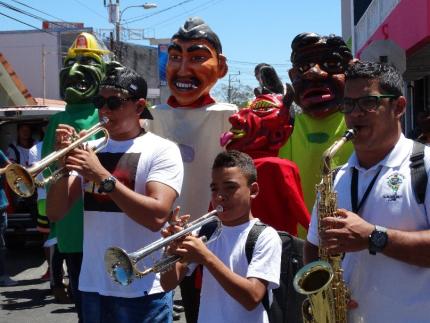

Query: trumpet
<box><xmin>3</xmin><ymin>118</ymin><xmax>109</xmax><ymax>197</ymax></box>
<box><xmin>105</xmin><ymin>206</ymin><xmax>223</xmax><ymax>286</ymax></box>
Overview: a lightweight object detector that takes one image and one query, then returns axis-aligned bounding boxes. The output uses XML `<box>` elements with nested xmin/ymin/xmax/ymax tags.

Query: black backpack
<box><xmin>199</xmin><ymin>221</ymin><xmax>305</xmax><ymax>323</ymax></box>
<box><xmin>410</xmin><ymin>141</ymin><xmax>427</xmax><ymax>204</ymax></box>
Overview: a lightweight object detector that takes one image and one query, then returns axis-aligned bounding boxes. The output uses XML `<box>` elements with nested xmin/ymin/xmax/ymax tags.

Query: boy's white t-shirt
<box><xmin>188</xmin><ymin>218</ymin><xmax>282</xmax><ymax>323</ymax></box>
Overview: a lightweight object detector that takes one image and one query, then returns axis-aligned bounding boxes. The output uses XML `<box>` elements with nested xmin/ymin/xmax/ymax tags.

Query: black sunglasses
<box><xmin>340</xmin><ymin>95</ymin><xmax>399</xmax><ymax>114</ymax></box>
<box><xmin>93</xmin><ymin>95</ymin><xmax>134</xmax><ymax>110</ymax></box>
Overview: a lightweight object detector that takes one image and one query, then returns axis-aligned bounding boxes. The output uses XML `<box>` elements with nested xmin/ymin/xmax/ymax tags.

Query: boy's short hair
<box><xmin>345</xmin><ymin>61</ymin><xmax>404</xmax><ymax>96</ymax></box>
<box><xmin>212</xmin><ymin>150</ymin><xmax>257</xmax><ymax>185</ymax></box>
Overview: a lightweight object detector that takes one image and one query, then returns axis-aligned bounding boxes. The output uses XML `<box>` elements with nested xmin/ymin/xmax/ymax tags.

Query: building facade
<box><xmin>341</xmin><ymin>0</ymin><xmax>430</xmax><ymax>137</ymax></box>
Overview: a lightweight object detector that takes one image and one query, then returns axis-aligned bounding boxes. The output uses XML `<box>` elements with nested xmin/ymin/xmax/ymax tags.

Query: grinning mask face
<box><xmin>167</xmin><ymin>38</ymin><xmax>227</xmax><ymax>106</ymax></box>
<box><xmin>289</xmin><ymin>32</ymin><xmax>353</xmax><ymax>119</ymax></box>
<box><xmin>220</xmin><ymin>94</ymin><xmax>292</xmax><ymax>155</ymax></box>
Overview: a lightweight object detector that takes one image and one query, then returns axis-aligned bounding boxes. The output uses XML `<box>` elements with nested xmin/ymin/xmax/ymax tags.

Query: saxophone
<box><xmin>293</xmin><ymin>129</ymin><xmax>355</xmax><ymax>323</ymax></box>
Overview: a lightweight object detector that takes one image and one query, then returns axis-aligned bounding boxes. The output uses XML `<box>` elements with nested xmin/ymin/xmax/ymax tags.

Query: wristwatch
<box><xmin>368</xmin><ymin>225</ymin><xmax>388</xmax><ymax>255</ymax></box>
<box><xmin>98</xmin><ymin>176</ymin><xmax>117</xmax><ymax>194</ymax></box>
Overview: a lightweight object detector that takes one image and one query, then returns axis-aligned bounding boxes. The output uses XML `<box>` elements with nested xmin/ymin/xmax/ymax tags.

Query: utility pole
<box><xmin>105</xmin><ymin>1</ymin><xmax>157</xmax><ymax>61</ymax></box>
<box><xmin>227</xmin><ymin>71</ymin><xmax>240</xmax><ymax>103</ymax></box>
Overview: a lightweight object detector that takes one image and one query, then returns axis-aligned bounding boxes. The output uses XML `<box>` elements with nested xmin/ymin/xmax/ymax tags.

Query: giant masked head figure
<box><xmin>59</xmin><ymin>32</ymin><xmax>111</xmax><ymax>104</ymax></box>
<box><xmin>289</xmin><ymin>32</ymin><xmax>353</xmax><ymax>119</ymax></box>
<box><xmin>220</xmin><ymin>90</ymin><xmax>293</xmax><ymax>156</ymax></box>
<box><xmin>167</xmin><ymin>17</ymin><xmax>228</xmax><ymax>107</ymax></box>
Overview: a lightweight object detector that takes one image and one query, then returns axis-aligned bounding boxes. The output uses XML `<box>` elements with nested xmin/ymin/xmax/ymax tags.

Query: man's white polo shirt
<box><xmin>307</xmin><ymin>134</ymin><xmax>430</xmax><ymax>323</ymax></box>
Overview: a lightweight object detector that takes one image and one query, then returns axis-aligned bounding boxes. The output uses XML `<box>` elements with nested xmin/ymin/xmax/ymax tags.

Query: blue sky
<box><xmin>0</xmin><ymin>0</ymin><xmax>342</xmax><ymax>88</ymax></box>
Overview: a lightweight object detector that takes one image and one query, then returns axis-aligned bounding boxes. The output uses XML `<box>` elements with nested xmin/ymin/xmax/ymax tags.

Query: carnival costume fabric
<box><xmin>42</xmin><ymin>32</ymin><xmax>111</xmax><ymax>253</ymax></box>
<box><xmin>279</xmin><ymin>32</ymin><xmax>354</xmax><ymax>212</ymax></box>
<box><xmin>221</xmin><ymin>92</ymin><xmax>309</xmax><ymax>235</ymax></box>
<box><xmin>148</xmin><ymin>17</ymin><xmax>237</xmax><ymax>221</ymax></box>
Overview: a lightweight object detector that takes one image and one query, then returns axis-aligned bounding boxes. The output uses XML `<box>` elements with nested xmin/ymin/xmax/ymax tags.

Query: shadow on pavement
<box><xmin>2</xmin><ymin>287</ymin><xmax>52</xmax><ymax>310</ymax></box>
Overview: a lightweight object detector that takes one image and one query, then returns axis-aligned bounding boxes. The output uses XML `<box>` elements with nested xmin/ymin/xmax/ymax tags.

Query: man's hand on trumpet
<box><xmin>55</xmin><ymin>124</ymin><xmax>110</xmax><ymax>183</ymax></box>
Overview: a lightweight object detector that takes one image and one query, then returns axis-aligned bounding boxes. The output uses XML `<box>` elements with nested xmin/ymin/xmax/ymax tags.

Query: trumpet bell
<box><xmin>105</xmin><ymin>247</ymin><xmax>134</xmax><ymax>286</ymax></box>
<box><xmin>5</xmin><ymin>164</ymin><xmax>35</xmax><ymax>197</ymax></box>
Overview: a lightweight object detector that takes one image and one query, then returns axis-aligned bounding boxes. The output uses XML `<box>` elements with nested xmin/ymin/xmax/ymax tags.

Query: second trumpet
<box><xmin>105</xmin><ymin>206</ymin><xmax>223</xmax><ymax>286</ymax></box>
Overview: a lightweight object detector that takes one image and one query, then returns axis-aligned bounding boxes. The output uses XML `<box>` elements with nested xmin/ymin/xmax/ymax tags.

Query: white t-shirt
<box><xmin>148</xmin><ymin>102</ymin><xmax>237</xmax><ymax>220</ymax></box>
<box><xmin>78</xmin><ymin>131</ymin><xmax>184</xmax><ymax>298</ymax></box>
<box><xmin>188</xmin><ymin>218</ymin><xmax>282</xmax><ymax>323</ymax></box>
<box><xmin>307</xmin><ymin>134</ymin><xmax>430</xmax><ymax>323</ymax></box>
<box><xmin>28</xmin><ymin>141</ymin><xmax>46</xmax><ymax>200</ymax></box>
<box><xmin>7</xmin><ymin>143</ymin><xmax>31</xmax><ymax>166</ymax></box>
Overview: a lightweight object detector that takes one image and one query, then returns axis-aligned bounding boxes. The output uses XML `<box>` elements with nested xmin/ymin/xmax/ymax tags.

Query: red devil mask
<box><xmin>220</xmin><ymin>94</ymin><xmax>292</xmax><ymax>157</ymax></box>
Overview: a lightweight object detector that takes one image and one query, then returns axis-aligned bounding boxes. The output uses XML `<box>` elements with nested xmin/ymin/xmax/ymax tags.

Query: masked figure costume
<box><xmin>221</xmin><ymin>92</ymin><xmax>309</xmax><ymax>235</ymax></box>
<box><xmin>279</xmin><ymin>32</ymin><xmax>354</xmax><ymax>212</ymax></box>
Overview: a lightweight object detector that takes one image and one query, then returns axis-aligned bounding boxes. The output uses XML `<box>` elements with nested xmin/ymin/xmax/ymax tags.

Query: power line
<box><xmin>124</xmin><ymin>0</ymin><xmax>195</xmax><ymax>24</ymax></box>
<box><xmin>0</xmin><ymin>11</ymin><xmax>56</xmax><ymax>35</ymax></box>
<box><xmin>71</xmin><ymin>0</ymin><xmax>106</xmax><ymax>20</ymax></box>
<box><xmin>11</xmin><ymin>0</ymin><xmax>65</xmax><ymax>21</ymax></box>
<box><xmin>144</xmin><ymin>0</ymin><xmax>222</xmax><ymax>31</ymax></box>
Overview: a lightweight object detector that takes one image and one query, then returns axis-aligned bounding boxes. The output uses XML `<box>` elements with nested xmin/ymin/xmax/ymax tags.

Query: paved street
<box><xmin>0</xmin><ymin>243</ymin><xmax>186</xmax><ymax>323</ymax></box>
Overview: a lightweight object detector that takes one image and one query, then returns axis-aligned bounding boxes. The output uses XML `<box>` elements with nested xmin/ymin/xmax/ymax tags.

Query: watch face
<box><xmin>372</xmin><ymin>231</ymin><xmax>388</xmax><ymax>248</ymax></box>
<box><xmin>104</xmin><ymin>181</ymin><xmax>115</xmax><ymax>192</ymax></box>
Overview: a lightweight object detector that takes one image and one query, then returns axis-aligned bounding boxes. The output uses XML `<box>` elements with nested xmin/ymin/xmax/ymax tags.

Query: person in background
<box><xmin>7</xmin><ymin>123</ymin><xmax>34</xmax><ymax>167</ymax></box>
<box><xmin>28</xmin><ymin>141</ymin><xmax>70</xmax><ymax>303</ymax></box>
<box><xmin>0</xmin><ymin>150</ymin><xmax>18</xmax><ymax>287</ymax></box>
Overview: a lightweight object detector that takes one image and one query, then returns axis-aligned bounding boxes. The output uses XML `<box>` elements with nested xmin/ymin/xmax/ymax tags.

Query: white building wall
<box><xmin>0</xmin><ymin>30</ymin><xmax>61</xmax><ymax>100</ymax></box>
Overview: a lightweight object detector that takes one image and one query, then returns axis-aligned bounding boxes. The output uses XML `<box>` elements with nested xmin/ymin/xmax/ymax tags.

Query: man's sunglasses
<box><xmin>340</xmin><ymin>95</ymin><xmax>399</xmax><ymax>114</ymax></box>
<box><xmin>93</xmin><ymin>95</ymin><xmax>134</xmax><ymax>110</ymax></box>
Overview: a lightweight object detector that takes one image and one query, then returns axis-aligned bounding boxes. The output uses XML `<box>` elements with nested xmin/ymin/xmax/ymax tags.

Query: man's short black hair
<box><xmin>212</xmin><ymin>150</ymin><xmax>257</xmax><ymax>185</ymax></box>
<box><xmin>346</xmin><ymin>61</ymin><xmax>404</xmax><ymax>96</ymax></box>
<box><xmin>171</xmin><ymin>17</ymin><xmax>222</xmax><ymax>54</ymax></box>
<box><xmin>290</xmin><ymin>32</ymin><xmax>352</xmax><ymax>66</ymax></box>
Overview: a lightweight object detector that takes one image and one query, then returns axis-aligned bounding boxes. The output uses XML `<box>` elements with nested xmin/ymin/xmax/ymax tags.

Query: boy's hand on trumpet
<box><xmin>161</xmin><ymin>206</ymin><xmax>191</xmax><ymax>256</ymax></box>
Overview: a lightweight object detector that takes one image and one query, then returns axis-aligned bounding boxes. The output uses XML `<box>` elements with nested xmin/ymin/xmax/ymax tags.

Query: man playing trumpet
<box><xmin>47</xmin><ymin>66</ymin><xmax>184</xmax><ymax>322</ymax></box>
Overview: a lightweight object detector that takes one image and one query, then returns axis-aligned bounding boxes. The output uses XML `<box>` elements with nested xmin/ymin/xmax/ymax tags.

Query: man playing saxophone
<box><xmin>46</xmin><ymin>66</ymin><xmax>184</xmax><ymax>322</ymax></box>
<box><xmin>305</xmin><ymin>61</ymin><xmax>430</xmax><ymax>323</ymax></box>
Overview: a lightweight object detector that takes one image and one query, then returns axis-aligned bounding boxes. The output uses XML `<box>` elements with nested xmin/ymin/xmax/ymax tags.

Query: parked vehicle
<box><xmin>0</xmin><ymin>106</ymin><xmax>64</xmax><ymax>246</ymax></box>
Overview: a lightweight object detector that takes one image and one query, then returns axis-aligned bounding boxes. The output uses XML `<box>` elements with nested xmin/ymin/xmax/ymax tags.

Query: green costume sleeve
<box><xmin>42</xmin><ymin>103</ymin><xmax>100</xmax><ymax>253</ymax></box>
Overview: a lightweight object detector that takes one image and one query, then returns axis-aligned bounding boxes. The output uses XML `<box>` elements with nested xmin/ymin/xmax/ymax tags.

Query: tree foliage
<box><xmin>213</xmin><ymin>83</ymin><xmax>254</xmax><ymax>108</ymax></box>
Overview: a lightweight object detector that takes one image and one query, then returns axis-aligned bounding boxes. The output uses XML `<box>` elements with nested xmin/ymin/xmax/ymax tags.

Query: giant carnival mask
<box><xmin>167</xmin><ymin>17</ymin><xmax>227</xmax><ymax>106</ymax></box>
<box><xmin>289</xmin><ymin>32</ymin><xmax>353</xmax><ymax>119</ymax></box>
<box><xmin>59</xmin><ymin>32</ymin><xmax>111</xmax><ymax>104</ymax></box>
<box><xmin>220</xmin><ymin>93</ymin><xmax>293</xmax><ymax>154</ymax></box>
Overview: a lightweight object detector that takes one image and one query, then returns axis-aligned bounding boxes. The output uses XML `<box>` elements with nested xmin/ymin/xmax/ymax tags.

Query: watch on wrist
<box><xmin>98</xmin><ymin>176</ymin><xmax>117</xmax><ymax>194</ymax></box>
<box><xmin>368</xmin><ymin>225</ymin><xmax>388</xmax><ymax>255</ymax></box>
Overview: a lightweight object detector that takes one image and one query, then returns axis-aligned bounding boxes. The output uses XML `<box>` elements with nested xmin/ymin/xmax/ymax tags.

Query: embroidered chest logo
<box><xmin>383</xmin><ymin>172</ymin><xmax>405</xmax><ymax>201</ymax></box>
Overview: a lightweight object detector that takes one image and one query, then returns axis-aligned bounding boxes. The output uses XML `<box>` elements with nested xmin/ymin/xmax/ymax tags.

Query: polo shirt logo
<box><xmin>383</xmin><ymin>172</ymin><xmax>405</xmax><ymax>202</ymax></box>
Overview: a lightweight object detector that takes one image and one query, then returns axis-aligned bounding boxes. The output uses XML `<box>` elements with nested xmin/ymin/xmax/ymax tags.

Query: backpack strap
<box><xmin>245</xmin><ymin>221</ymin><xmax>270</xmax><ymax>312</ymax></box>
<box><xmin>8</xmin><ymin>143</ymin><xmax>20</xmax><ymax>164</ymax></box>
<box><xmin>198</xmin><ymin>220</ymin><xmax>219</xmax><ymax>241</ymax></box>
<box><xmin>410</xmin><ymin>141</ymin><xmax>427</xmax><ymax>204</ymax></box>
